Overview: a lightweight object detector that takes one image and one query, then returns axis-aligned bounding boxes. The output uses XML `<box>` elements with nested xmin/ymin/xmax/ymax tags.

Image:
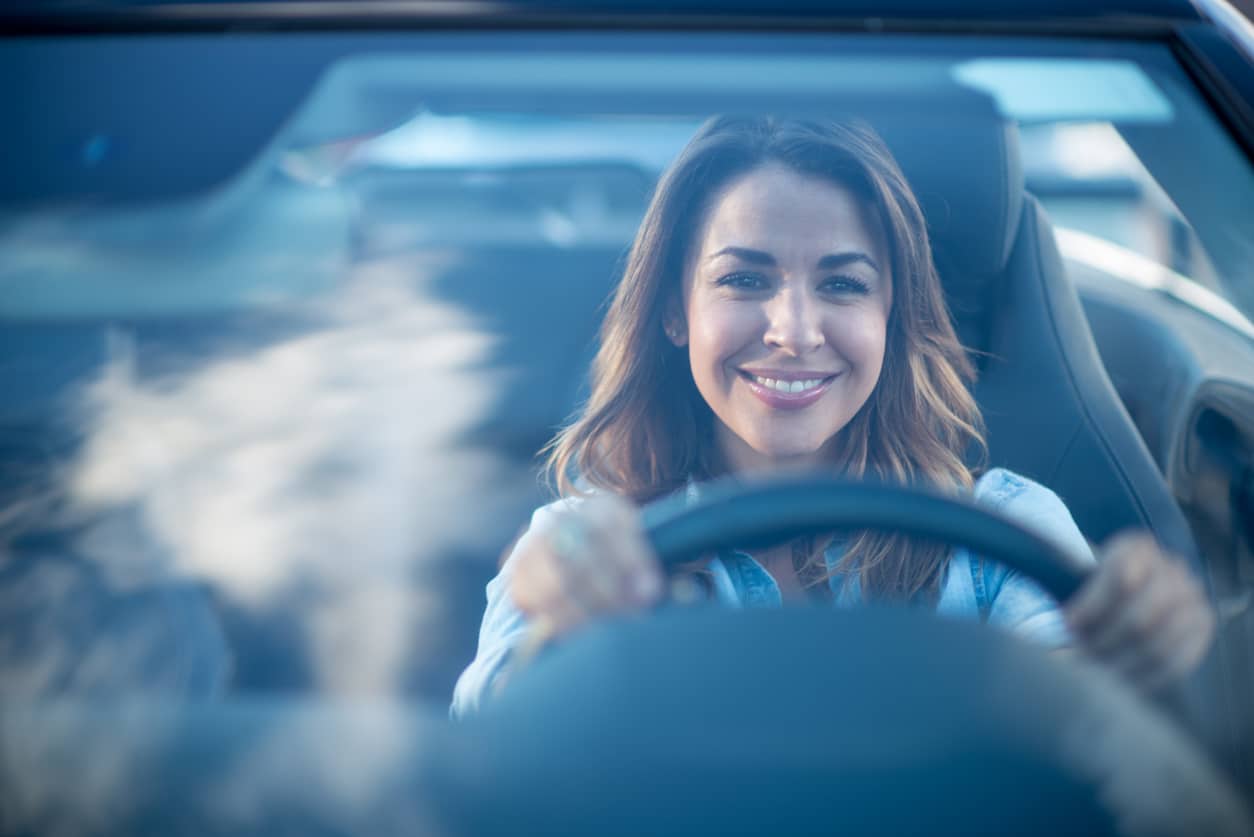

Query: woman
<box><xmin>452</xmin><ymin>115</ymin><xmax>1214</xmax><ymax>716</ymax></box>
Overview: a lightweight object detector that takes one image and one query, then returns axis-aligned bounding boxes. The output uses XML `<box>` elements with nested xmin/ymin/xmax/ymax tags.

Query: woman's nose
<box><xmin>763</xmin><ymin>288</ymin><xmax>824</xmax><ymax>355</ymax></box>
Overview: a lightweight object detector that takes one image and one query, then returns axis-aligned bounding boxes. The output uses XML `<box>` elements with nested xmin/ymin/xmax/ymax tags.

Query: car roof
<box><xmin>0</xmin><ymin>0</ymin><xmax>1206</xmax><ymax>32</ymax></box>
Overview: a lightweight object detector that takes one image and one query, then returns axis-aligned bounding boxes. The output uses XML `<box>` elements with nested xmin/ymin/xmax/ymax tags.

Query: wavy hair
<box><xmin>546</xmin><ymin>115</ymin><xmax>986</xmax><ymax>601</ymax></box>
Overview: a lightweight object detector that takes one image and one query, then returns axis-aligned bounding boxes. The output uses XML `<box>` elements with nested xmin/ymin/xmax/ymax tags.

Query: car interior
<box><xmin>335</xmin><ymin>73</ymin><xmax>1251</xmax><ymax>798</ymax></box>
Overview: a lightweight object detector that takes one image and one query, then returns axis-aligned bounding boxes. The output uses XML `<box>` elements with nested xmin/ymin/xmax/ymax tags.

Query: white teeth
<box><xmin>752</xmin><ymin>375</ymin><xmax>825</xmax><ymax>394</ymax></box>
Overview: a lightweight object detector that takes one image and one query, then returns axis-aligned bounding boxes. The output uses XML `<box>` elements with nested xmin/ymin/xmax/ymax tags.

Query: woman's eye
<box><xmin>715</xmin><ymin>272</ymin><xmax>768</xmax><ymax>291</ymax></box>
<box><xmin>821</xmin><ymin>275</ymin><xmax>871</xmax><ymax>295</ymax></box>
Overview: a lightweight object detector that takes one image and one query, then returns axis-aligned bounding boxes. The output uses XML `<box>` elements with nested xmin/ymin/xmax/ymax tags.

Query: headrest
<box><xmin>872</xmin><ymin>110</ymin><xmax>1025</xmax><ymax>279</ymax></box>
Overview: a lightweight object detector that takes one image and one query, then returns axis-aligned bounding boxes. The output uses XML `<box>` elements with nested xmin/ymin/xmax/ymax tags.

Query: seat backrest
<box><xmin>879</xmin><ymin>112</ymin><xmax>1200</xmax><ymax>566</ymax></box>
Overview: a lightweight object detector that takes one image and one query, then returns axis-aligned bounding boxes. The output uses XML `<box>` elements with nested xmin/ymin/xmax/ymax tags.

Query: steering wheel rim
<box><xmin>640</xmin><ymin>474</ymin><xmax>1093</xmax><ymax>602</ymax></box>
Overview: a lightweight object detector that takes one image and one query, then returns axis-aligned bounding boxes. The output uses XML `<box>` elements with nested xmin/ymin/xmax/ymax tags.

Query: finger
<box><xmin>512</xmin><ymin>544</ymin><xmax>593</xmax><ymax>633</ymax></box>
<box><xmin>613</xmin><ymin>525</ymin><xmax>664</xmax><ymax>605</ymax></box>
<box><xmin>550</xmin><ymin>524</ymin><xmax>623</xmax><ymax>608</ymax></box>
<box><xmin>508</xmin><ymin>546</ymin><xmax>552</xmax><ymax>615</ymax></box>
<box><xmin>1083</xmin><ymin>560</ymin><xmax>1184</xmax><ymax>658</ymax></box>
<box><xmin>541</xmin><ymin>505</ymin><xmax>638</xmax><ymax>614</ymax></box>
<box><xmin>513</xmin><ymin>613</ymin><xmax>560</xmax><ymax>668</ymax></box>
<box><xmin>1066</xmin><ymin>532</ymin><xmax>1157</xmax><ymax>634</ymax></box>
<box><xmin>1115</xmin><ymin>605</ymin><xmax>1215</xmax><ymax>691</ymax></box>
<box><xmin>546</xmin><ymin>595</ymin><xmax>594</xmax><ymax>638</ymax></box>
<box><xmin>1165</xmin><ymin>604</ymin><xmax>1217</xmax><ymax>683</ymax></box>
<box><xmin>1105</xmin><ymin>605</ymin><xmax>1187</xmax><ymax>681</ymax></box>
<box><xmin>536</xmin><ymin>567</ymin><xmax>598</xmax><ymax>637</ymax></box>
<box><xmin>546</xmin><ymin>502</ymin><xmax>659</xmax><ymax>618</ymax></box>
<box><xmin>580</xmin><ymin>497</ymin><xmax>663</xmax><ymax>606</ymax></box>
<box><xmin>567</xmin><ymin>503</ymin><xmax>635</xmax><ymax>604</ymax></box>
<box><xmin>549</xmin><ymin>543</ymin><xmax>628</xmax><ymax>625</ymax></box>
<box><xmin>592</xmin><ymin>535</ymin><xmax>661</xmax><ymax>608</ymax></box>
<box><xmin>1148</xmin><ymin>595</ymin><xmax>1214</xmax><ymax>686</ymax></box>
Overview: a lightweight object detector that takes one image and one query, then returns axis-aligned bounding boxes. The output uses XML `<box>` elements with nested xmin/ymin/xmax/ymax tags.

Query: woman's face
<box><xmin>671</xmin><ymin>163</ymin><xmax>892</xmax><ymax>473</ymax></box>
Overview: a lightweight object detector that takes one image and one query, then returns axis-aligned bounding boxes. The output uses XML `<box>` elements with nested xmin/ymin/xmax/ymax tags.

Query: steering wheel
<box><xmin>640</xmin><ymin>473</ymin><xmax>1228</xmax><ymax>730</ymax></box>
<box><xmin>639</xmin><ymin>473</ymin><xmax>1092</xmax><ymax>601</ymax></box>
<box><xmin>438</xmin><ymin>476</ymin><xmax>1248</xmax><ymax>836</ymax></box>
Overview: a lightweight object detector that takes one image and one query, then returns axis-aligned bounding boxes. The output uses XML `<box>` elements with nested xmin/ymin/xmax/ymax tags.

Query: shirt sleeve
<box><xmin>978</xmin><ymin>470</ymin><xmax>1098</xmax><ymax>650</ymax></box>
<box><xmin>449</xmin><ymin>498</ymin><xmax>578</xmax><ymax>718</ymax></box>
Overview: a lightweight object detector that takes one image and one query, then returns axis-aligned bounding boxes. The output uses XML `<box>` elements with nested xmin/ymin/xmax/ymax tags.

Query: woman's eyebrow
<box><xmin>708</xmin><ymin>246</ymin><xmax>880</xmax><ymax>274</ymax></box>
<box><xmin>817</xmin><ymin>251</ymin><xmax>881</xmax><ymax>274</ymax></box>
<box><xmin>707</xmin><ymin>246</ymin><xmax>775</xmax><ymax>265</ymax></box>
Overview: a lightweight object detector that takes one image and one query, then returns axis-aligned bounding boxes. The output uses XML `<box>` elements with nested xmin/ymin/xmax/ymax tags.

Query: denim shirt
<box><xmin>451</xmin><ymin>468</ymin><xmax>1096</xmax><ymax>718</ymax></box>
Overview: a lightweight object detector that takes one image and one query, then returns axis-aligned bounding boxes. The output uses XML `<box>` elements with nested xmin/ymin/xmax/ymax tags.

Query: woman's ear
<box><xmin>663</xmin><ymin>293</ymin><xmax>688</xmax><ymax>347</ymax></box>
<box><xmin>663</xmin><ymin>308</ymin><xmax>688</xmax><ymax>347</ymax></box>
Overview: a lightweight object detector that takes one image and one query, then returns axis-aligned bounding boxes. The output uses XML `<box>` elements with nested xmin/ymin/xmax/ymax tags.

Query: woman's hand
<box><xmin>509</xmin><ymin>494</ymin><xmax>665</xmax><ymax>645</ymax></box>
<box><xmin>1065</xmin><ymin>532</ymin><xmax>1215</xmax><ymax>692</ymax></box>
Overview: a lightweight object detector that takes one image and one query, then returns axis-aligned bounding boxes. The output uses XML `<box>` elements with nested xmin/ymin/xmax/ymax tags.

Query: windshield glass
<box><xmin>3</xmin><ymin>26</ymin><xmax>1254</xmax><ymax>786</ymax></box>
<box><xmin>6</xmin><ymin>23</ymin><xmax>1254</xmax><ymax>831</ymax></box>
<box><xmin>4</xmin><ymin>29</ymin><xmax>1253</xmax><ymax>691</ymax></box>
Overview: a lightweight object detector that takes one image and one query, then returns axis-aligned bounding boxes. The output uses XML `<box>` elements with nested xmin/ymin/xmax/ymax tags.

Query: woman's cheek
<box><xmin>832</xmin><ymin>308</ymin><xmax>888</xmax><ymax>371</ymax></box>
<box><xmin>691</xmin><ymin>305</ymin><xmax>760</xmax><ymax>387</ymax></box>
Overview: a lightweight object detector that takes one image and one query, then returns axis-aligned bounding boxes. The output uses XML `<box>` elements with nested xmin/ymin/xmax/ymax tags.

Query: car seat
<box><xmin>873</xmin><ymin>108</ymin><xmax>1202</xmax><ymax>571</ymax></box>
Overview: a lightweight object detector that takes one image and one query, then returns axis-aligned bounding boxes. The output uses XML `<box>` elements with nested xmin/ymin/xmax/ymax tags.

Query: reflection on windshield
<box><xmin>1</xmin><ymin>261</ymin><xmax>538</xmax><ymax>697</ymax></box>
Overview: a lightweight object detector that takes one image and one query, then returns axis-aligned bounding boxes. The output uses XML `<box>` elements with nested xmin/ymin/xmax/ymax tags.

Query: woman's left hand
<box><xmin>1064</xmin><ymin>532</ymin><xmax>1216</xmax><ymax>693</ymax></box>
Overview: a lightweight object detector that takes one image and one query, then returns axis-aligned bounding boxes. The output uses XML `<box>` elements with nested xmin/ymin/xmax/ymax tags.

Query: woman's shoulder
<box><xmin>973</xmin><ymin>468</ymin><xmax>1072</xmax><ymax>526</ymax></box>
<box><xmin>973</xmin><ymin>467</ymin><xmax>1052</xmax><ymax>508</ymax></box>
<box><xmin>969</xmin><ymin>467</ymin><xmax>1096</xmax><ymax>567</ymax></box>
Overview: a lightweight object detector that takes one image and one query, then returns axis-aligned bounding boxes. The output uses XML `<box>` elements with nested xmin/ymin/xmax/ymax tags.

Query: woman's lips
<box><xmin>740</xmin><ymin>371</ymin><xmax>838</xmax><ymax>410</ymax></box>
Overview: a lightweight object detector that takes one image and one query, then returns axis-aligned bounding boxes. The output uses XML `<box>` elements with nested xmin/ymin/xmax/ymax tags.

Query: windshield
<box><xmin>3</xmin><ymin>26</ymin><xmax>1252</xmax><ymax>681</ymax></box>
<box><xmin>2</xmin><ymin>27</ymin><xmax>1254</xmax><ymax>829</ymax></box>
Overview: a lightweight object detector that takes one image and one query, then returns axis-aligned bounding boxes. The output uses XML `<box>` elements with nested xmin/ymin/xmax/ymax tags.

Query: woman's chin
<box><xmin>743</xmin><ymin>441</ymin><xmax>830</xmax><ymax>471</ymax></box>
<box><xmin>714</xmin><ymin>421</ymin><xmax>835</xmax><ymax>474</ymax></box>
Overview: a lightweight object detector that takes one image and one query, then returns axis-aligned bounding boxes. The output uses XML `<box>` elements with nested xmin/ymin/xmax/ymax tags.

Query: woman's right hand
<box><xmin>509</xmin><ymin>494</ymin><xmax>665</xmax><ymax>643</ymax></box>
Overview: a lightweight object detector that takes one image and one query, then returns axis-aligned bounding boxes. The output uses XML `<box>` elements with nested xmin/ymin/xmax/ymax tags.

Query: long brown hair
<box><xmin>546</xmin><ymin>115</ymin><xmax>986</xmax><ymax>601</ymax></box>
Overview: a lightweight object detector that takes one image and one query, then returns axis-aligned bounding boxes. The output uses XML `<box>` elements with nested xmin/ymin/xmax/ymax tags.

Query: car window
<box><xmin>1</xmin><ymin>30</ymin><xmax>1252</xmax><ymax>698</ymax></box>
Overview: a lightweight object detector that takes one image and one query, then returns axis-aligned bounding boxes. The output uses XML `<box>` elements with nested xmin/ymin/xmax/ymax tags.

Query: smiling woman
<box><xmin>452</xmin><ymin>114</ymin><xmax>1215</xmax><ymax>716</ymax></box>
<box><xmin>552</xmin><ymin>115</ymin><xmax>982</xmax><ymax>605</ymax></box>
<box><xmin>674</xmin><ymin>162</ymin><xmax>892</xmax><ymax>471</ymax></box>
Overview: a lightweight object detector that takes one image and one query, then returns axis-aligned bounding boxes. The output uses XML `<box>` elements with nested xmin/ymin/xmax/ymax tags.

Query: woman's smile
<box><xmin>738</xmin><ymin>369</ymin><xmax>841</xmax><ymax>409</ymax></box>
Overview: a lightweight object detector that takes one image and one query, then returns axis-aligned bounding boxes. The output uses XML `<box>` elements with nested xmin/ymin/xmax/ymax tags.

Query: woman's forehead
<box><xmin>692</xmin><ymin>164</ymin><xmax>889</xmax><ymax>268</ymax></box>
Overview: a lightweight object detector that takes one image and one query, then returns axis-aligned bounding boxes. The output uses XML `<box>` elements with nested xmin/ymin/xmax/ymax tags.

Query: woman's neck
<box><xmin>756</xmin><ymin>543</ymin><xmax>809</xmax><ymax>602</ymax></box>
